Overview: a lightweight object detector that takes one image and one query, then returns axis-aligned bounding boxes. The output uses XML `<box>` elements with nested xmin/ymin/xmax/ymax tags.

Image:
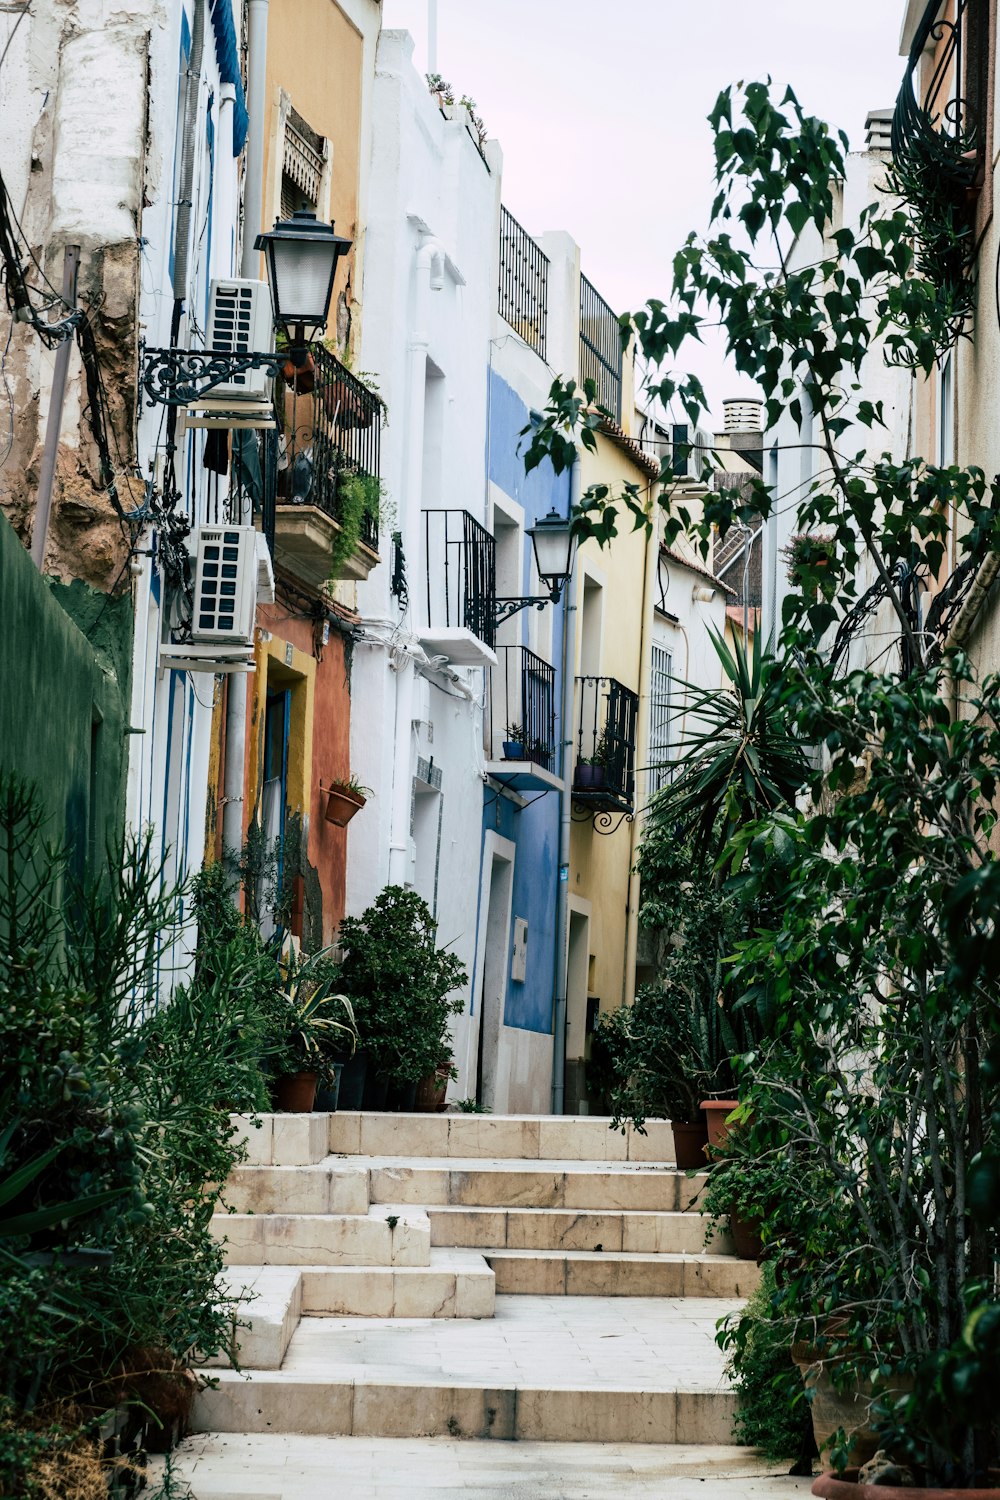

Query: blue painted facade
<box><xmin>474</xmin><ymin>368</ymin><xmax>571</xmax><ymax>1036</ymax></box>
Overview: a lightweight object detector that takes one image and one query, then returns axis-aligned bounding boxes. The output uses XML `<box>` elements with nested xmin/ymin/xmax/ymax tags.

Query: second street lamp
<box><xmin>493</xmin><ymin>508</ymin><xmax>576</xmax><ymax>628</ymax></box>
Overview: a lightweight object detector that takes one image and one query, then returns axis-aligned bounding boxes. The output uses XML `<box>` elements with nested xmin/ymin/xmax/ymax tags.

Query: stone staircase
<box><xmin>196</xmin><ymin>1111</ymin><xmax>759</xmax><ymax>1445</ymax></box>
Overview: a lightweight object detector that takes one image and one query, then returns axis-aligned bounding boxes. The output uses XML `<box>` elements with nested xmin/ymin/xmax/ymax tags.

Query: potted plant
<box><xmin>336</xmin><ymin>886</ymin><xmax>467</xmax><ymax>1110</ymax></box>
<box><xmin>323</xmin><ymin>774</ymin><xmax>372</xmax><ymax>828</ymax></box>
<box><xmin>415</xmin><ymin>1051</ymin><xmax>456</xmax><ymax>1112</ymax></box>
<box><xmin>502</xmin><ymin>723</ymin><xmax>526</xmax><ymax>760</ymax></box>
<box><xmin>272</xmin><ymin>945</ymin><xmax>358</xmax><ymax>1111</ymax></box>
<box><xmin>574</xmin><ymin>726</ymin><xmax>613</xmax><ymax>791</ymax></box>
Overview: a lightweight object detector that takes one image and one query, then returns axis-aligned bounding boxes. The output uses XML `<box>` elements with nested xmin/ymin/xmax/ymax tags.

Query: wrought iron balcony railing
<box><xmin>892</xmin><ymin>0</ymin><xmax>983</xmax><ymax>192</ymax></box>
<box><xmin>498</xmin><ymin>206</ymin><xmax>549</xmax><ymax>360</ymax></box>
<box><xmin>486</xmin><ymin>645</ymin><xmax>556</xmax><ymax>769</ymax></box>
<box><xmin>579</xmin><ymin>274</ymin><xmax>622</xmax><ymax>422</ymax></box>
<box><xmin>421</xmin><ymin>509</ymin><xmax>497</xmax><ymax>650</ymax></box>
<box><xmin>276</xmin><ymin>345</ymin><xmax>383</xmax><ymax>551</ymax></box>
<box><xmin>573</xmin><ymin>675</ymin><xmax>638</xmax><ymax>811</ymax></box>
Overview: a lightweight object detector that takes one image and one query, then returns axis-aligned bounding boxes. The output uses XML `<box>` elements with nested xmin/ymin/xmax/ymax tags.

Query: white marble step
<box><xmin>211</xmin><ymin>1205</ymin><xmax>430</xmax><ymax>1268</ymax></box>
<box><xmin>209</xmin><ymin>1267</ymin><xmax>303</xmax><ymax>1370</ymax></box>
<box><xmin>329</xmin><ymin>1111</ymin><xmax>675</xmax><ymax>1163</ymax></box>
<box><xmin>192</xmin><ymin>1295</ymin><xmax>741</xmax><ymax>1445</ymax></box>
<box><xmin>485</xmin><ymin>1248</ymin><xmax>760</xmax><ymax>1299</ymax></box>
<box><xmin>428</xmin><ymin>1204</ymin><xmax>725</xmax><ymax>1255</ymax></box>
<box><xmin>224</xmin><ymin>1160</ymin><xmax>370</xmax><ymax>1216</ymax></box>
<box><xmin>151</xmin><ymin>1433</ymin><xmax>808</xmax><ymax>1500</ymax></box>
<box><xmin>363</xmin><ymin>1156</ymin><xmax>705</xmax><ymax>1212</ymax></box>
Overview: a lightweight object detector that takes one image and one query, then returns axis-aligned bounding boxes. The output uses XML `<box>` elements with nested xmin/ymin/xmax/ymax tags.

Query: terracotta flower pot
<box><xmin>791</xmin><ymin>1345</ymin><xmax>890</xmax><ymax>1470</ymax></box>
<box><xmin>324</xmin><ymin>785</ymin><xmax>366</xmax><ymax>827</ymax></box>
<box><xmin>701</xmin><ymin>1098</ymin><xmax>741</xmax><ymax>1152</ymax></box>
<box><xmin>729</xmin><ymin>1206</ymin><xmax>764</xmax><ymax>1260</ymax></box>
<box><xmin>275</xmin><ymin>1070</ymin><xmax>318</xmax><ymax>1112</ymax></box>
<box><xmin>415</xmin><ymin>1062</ymin><xmax>451</xmax><ymax>1113</ymax></box>
<box><xmin>813</xmin><ymin>1474</ymin><xmax>1000</xmax><ymax>1499</ymax></box>
<box><xmin>670</xmin><ymin>1118</ymin><xmax>709</xmax><ymax>1168</ymax></box>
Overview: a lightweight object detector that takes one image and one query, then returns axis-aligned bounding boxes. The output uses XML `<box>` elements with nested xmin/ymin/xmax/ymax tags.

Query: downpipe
<box><xmin>551</xmin><ymin>452</ymin><xmax>580</xmax><ymax>1115</ymax></box>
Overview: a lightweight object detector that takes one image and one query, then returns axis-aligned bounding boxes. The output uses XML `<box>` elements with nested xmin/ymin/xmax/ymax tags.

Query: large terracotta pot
<box><xmin>274</xmin><ymin>1070</ymin><xmax>318</xmax><ymax>1112</ymax></box>
<box><xmin>415</xmin><ymin>1063</ymin><xmax>451</xmax><ymax>1113</ymax></box>
<box><xmin>813</xmin><ymin>1474</ymin><xmax>1000</xmax><ymax>1499</ymax></box>
<box><xmin>729</xmin><ymin>1206</ymin><xmax>763</xmax><ymax>1260</ymax></box>
<box><xmin>670</xmin><ymin>1119</ymin><xmax>709</xmax><ymax>1169</ymax></box>
<box><xmin>701</xmin><ymin>1098</ymin><xmax>740</xmax><ymax>1152</ymax></box>
<box><xmin>791</xmin><ymin>1345</ymin><xmax>888</xmax><ymax>1469</ymax></box>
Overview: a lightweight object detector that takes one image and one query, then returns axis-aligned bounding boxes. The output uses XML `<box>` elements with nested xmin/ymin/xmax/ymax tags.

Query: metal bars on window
<box><xmin>579</xmin><ymin>274</ymin><xmax>622</xmax><ymax>422</ymax></box>
<box><xmin>648</xmin><ymin>646</ymin><xmax>673</xmax><ymax>797</ymax></box>
<box><xmin>498</xmin><ymin>206</ymin><xmax>549</xmax><ymax>360</ymax></box>
<box><xmin>422</xmin><ymin>509</ymin><xmax>498</xmax><ymax>649</ymax></box>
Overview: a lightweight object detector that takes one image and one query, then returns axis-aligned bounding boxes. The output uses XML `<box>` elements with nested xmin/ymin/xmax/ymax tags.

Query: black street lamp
<box><xmin>528</xmin><ymin>508</ymin><xmax>577</xmax><ymax>601</ymax></box>
<box><xmin>494</xmin><ymin>508</ymin><xmax>576</xmax><ymax>628</ymax></box>
<box><xmin>255</xmin><ymin>209</ymin><xmax>353</xmax><ymax>356</ymax></box>
<box><xmin>141</xmin><ymin>210</ymin><xmax>353</xmax><ymax>407</ymax></box>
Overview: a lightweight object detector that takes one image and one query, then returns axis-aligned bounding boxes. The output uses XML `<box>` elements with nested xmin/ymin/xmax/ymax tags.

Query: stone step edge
<box><xmin>192</xmin><ymin>1371</ymin><xmax>737</xmax><ymax>1444</ymax></box>
<box><xmin>328</xmin><ymin>1111</ymin><xmax>676</xmax><ymax>1164</ymax></box>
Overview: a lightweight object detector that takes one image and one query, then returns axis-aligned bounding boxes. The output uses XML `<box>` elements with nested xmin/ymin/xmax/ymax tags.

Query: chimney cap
<box><xmin>722</xmin><ymin>397</ymin><xmax>763</xmax><ymax>433</ymax></box>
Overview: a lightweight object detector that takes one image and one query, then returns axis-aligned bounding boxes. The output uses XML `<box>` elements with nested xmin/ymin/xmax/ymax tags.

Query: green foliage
<box><xmin>272</xmin><ymin>944</ymin><xmax>357</xmax><ymax>1080</ymax></box>
<box><xmin>454</xmin><ymin>1098</ymin><xmax>490</xmax><ymax>1114</ymax></box>
<box><xmin>337</xmin><ymin>886</ymin><xmax>467</xmax><ymax>1084</ymax></box>
<box><xmin>517</xmin><ymin>76</ymin><xmax>1000</xmax><ymax>1484</ymax></box>
<box><xmin>332</xmin><ymin>469</ymin><xmax>383</xmax><ymax>574</ymax></box>
<box><xmin>718</xmin><ymin>1262</ymin><xmax>814</xmax><ymax>1466</ymax></box>
<box><xmin>0</xmin><ymin>776</ymin><xmax>269</xmax><ymax>1489</ymax></box>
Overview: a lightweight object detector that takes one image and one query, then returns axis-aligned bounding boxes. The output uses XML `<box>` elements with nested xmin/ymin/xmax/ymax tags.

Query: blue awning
<box><xmin>208</xmin><ymin>0</ymin><xmax>249</xmax><ymax>155</ymax></box>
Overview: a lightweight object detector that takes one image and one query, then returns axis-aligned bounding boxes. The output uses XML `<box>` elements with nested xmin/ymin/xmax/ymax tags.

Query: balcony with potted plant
<box><xmin>271</xmin><ymin>345</ymin><xmax>385</xmax><ymax>590</ymax></box>
<box><xmin>483</xmin><ymin>644</ymin><xmax>561</xmax><ymax>793</ymax></box>
<box><xmin>572</xmin><ymin>675</ymin><xmax>639</xmax><ymax>816</ymax></box>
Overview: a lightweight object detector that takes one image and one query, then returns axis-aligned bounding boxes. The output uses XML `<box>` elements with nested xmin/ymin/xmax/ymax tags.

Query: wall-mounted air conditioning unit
<box><xmin>205</xmin><ymin>279</ymin><xmax>273</xmax><ymax>400</ymax></box>
<box><xmin>190</xmin><ymin>524</ymin><xmax>258</xmax><ymax>644</ymax></box>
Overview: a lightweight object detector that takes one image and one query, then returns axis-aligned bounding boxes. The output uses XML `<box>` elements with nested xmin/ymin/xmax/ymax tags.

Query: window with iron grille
<box><xmin>579</xmin><ymin>274</ymin><xmax>622</xmax><ymax>422</ymax></box>
<box><xmin>648</xmin><ymin>645</ymin><xmax>673</xmax><ymax>795</ymax></box>
<box><xmin>281</xmin><ymin>107</ymin><xmax>325</xmax><ymax>219</ymax></box>
<box><xmin>498</xmin><ymin>206</ymin><xmax>549</xmax><ymax>359</ymax></box>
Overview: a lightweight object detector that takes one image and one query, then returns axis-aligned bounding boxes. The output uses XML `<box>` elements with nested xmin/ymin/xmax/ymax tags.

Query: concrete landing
<box><xmin>151</xmin><ymin>1433</ymin><xmax>811</xmax><ymax>1499</ymax></box>
<box><xmin>193</xmin><ymin>1294</ymin><xmax>742</xmax><ymax>1444</ymax></box>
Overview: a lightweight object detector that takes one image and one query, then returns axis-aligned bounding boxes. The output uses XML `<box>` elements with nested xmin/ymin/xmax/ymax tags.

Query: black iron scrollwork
<box><xmin>493</xmin><ymin>595</ymin><xmax>553</xmax><ymax>628</ymax></box>
<box><xmin>141</xmin><ymin>348</ymin><xmax>285</xmax><ymax>408</ymax></box>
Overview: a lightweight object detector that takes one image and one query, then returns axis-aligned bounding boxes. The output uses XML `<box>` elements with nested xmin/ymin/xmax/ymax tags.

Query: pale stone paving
<box><xmin>151</xmin><ymin>1434</ymin><xmax>812</xmax><ymax>1499</ymax></box>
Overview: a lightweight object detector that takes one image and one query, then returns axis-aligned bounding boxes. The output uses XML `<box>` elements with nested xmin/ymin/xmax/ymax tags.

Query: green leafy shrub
<box><xmin>719</xmin><ymin>1262</ymin><xmax>813</xmax><ymax>1467</ymax></box>
<box><xmin>337</xmin><ymin>886</ymin><xmax>467</xmax><ymax>1084</ymax></box>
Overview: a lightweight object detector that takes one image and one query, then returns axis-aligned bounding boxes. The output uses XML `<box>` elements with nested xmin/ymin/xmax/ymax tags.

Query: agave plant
<box><xmin>276</xmin><ymin>945</ymin><xmax>358</xmax><ymax>1079</ymax></box>
<box><xmin>651</xmin><ymin>629</ymin><xmax>807</xmax><ymax>858</ymax></box>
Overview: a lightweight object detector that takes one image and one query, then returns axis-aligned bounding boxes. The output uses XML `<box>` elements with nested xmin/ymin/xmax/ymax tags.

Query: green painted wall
<box><xmin>0</xmin><ymin>512</ymin><xmax>132</xmax><ymax>874</ymax></box>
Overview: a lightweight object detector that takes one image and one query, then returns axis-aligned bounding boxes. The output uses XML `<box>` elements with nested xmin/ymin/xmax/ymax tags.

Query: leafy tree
<box><xmin>525</xmin><ymin>80</ymin><xmax>1000</xmax><ymax>1486</ymax></box>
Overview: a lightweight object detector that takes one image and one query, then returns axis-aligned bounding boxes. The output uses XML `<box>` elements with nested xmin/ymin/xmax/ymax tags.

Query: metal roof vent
<box><xmin>723</xmin><ymin>398</ymin><xmax>763</xmax><ymax>434</ymax></box>
<box><xmin>865</xmin><ymin>109</ymin><xmax>893</xmax><ymax>153</ymax></box>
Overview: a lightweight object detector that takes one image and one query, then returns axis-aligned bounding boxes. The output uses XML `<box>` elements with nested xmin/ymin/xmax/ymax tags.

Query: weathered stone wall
<box><xmin>0</xmin><ymin>7</ymin><xmax>155</xmax><ymax>591</ymax></box>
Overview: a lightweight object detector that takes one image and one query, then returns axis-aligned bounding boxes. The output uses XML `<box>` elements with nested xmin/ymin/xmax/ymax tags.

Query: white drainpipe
<box><xmin>387</xmin><ymin>236</ymin><xmax>444</xmax><ymax>887</ymax></box>
<box><xmin>222</xmin><ymin>0</ymin><xmax>268</xmax><ymax>882</ymax></box>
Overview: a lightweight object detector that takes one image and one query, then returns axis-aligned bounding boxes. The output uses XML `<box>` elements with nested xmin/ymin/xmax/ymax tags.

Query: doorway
<box><xmin>474</xmin><ymin>837</ymin><xmax>515</xmax><ymax>1110</ymax></box>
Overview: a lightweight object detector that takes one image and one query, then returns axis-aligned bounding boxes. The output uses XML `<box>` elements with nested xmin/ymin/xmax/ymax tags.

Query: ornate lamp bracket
<box><xmin>141</xmin><ymin>347</ymin><xmax>286</xmax><ymax>408</ymax></box>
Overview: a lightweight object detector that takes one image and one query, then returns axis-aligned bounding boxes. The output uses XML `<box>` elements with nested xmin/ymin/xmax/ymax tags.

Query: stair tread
<box><xmin>484</xmin><ymin>1248</ymin><xmax>740</xmax><ymax>1263</ymax></box>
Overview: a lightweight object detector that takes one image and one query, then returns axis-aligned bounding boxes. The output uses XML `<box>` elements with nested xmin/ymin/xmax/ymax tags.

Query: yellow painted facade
<box><xmin>565</xmin><ymin>427</ymin><xmax>658</xmax><ymax>1108</ymax></box>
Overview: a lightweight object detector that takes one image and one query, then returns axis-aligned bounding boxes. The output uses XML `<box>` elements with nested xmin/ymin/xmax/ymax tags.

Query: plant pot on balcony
<box><xmin>324</xmin><ymin>785</ymin><xmax>366</xmax><ymax>827</ymax></box>
<box><xmin>322</xmin><ymin>378</ymin><xmax>375</xmax><ymax>430</ymax></box>
<box><xmin>502</xmin><ymin>740</ymin><xmax>525</xmax><ymax>760</ymax></box>
<box><xmin>574</xmin><ymin>763</ymin><xmax>607</xmax><ymax>791</ymax></box>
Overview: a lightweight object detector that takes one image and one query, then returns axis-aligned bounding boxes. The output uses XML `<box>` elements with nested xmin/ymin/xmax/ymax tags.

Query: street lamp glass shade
<box><xmin>528</xmin><ymin>508</ymin><xmax>576</xmax><ymax>592</ymax></box>
<box><xmin>255</xmin><ymin>209</ymin><xmax>353</xmax><ymax>337</ymax></box>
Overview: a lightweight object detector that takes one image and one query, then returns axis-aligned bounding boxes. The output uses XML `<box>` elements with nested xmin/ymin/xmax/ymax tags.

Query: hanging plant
<box><xmin>329</xmin><ymin>468</ymin><xmax>384</xmax><ymax>575</ymax></box>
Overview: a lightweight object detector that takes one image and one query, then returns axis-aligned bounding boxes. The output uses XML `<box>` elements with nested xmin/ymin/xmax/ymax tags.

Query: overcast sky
<box><xmin>380</xmin><ymin>1</ymin><xmax>906</xmax><ymax>426</ymax></box>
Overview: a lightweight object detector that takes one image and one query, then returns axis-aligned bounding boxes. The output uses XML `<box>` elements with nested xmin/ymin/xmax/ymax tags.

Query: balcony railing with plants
<box><xmin>421</xmin><ymin>508</ymin><xmax>497</xmax><ymax>650</ymax></box>
<box><xmin>486</xmin><ymin>645</ymin><xmax>556</xmax><ymax>769</ymax></box>
<box><xmin>890</xmin><ymin>0</ymin><xmax>985</xmax><ymax>350</ymax></box>
<box><xmin>276</xmin><ymin>346</ymin><xmax>384</xmax><ymax>562</ymax></box>
<box><xmin>572</xmin><ymin>675</ymin><xmax>638</xmax><ymax>811</ymax></box>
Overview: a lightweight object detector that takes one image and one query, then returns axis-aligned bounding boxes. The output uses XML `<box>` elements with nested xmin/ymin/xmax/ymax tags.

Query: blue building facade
<box><xmin>468</xmin><ymin>365</ymin><xmax>571</xmax><ymax>1109</ymax></box>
